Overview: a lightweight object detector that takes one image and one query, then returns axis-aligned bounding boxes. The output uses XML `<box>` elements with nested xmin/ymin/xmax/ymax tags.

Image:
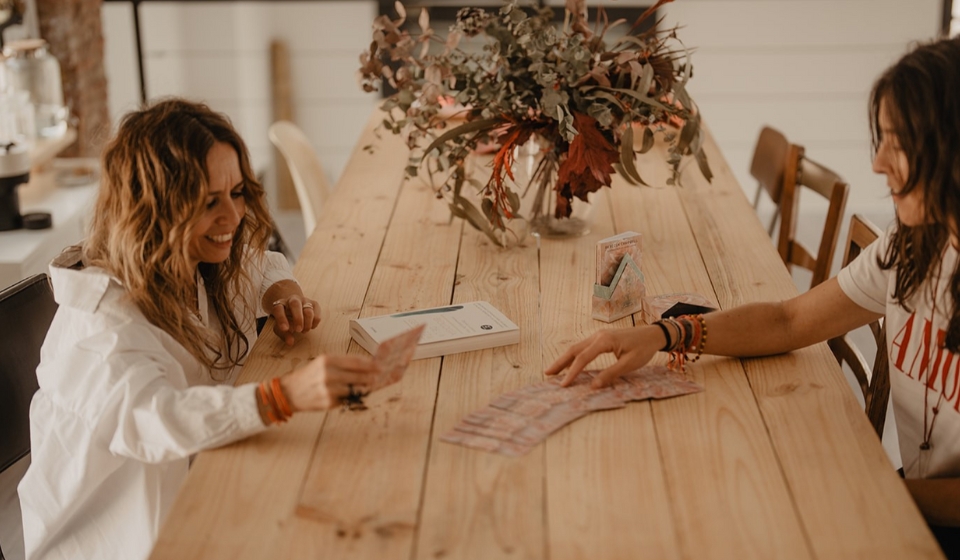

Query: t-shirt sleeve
<box><xmin>836</xmin><ymin>227</ymin><xmax>891</xmax><ymax>315</ymax></box>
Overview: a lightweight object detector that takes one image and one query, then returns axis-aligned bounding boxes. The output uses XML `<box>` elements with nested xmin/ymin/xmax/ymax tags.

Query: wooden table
<box><xmin>151</xmin><ymin>113</ymin><xmax>942</xmax><ymax>560</ymax></box>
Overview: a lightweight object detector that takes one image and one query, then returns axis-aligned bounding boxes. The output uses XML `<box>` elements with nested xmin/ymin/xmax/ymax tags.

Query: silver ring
<box><xmin>302</xmin><ymin>302</ymin><xmax>314</xmax><ymax>310</ymax></box>
<box><xmin>271</xmin><ymin>299</ymin><xmax>286</xmax><ymax>308</ymax></box>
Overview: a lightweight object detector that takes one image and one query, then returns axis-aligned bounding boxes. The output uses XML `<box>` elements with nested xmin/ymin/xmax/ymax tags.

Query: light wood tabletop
<box><xmin>150</xmin><ymin>112</ymin><xmax>943</xmax><ymax>560</ymax></box>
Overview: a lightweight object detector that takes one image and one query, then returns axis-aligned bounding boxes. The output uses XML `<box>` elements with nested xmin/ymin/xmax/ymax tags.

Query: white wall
<box><xmin>101</xmin><ymin>0</ymin><xmax>942</xmax><ymax>259</ymax></box>
<box><xmin>661</xmin><ymin>0</ymin><xmax>939</xmax><ymax>277</ymax></box>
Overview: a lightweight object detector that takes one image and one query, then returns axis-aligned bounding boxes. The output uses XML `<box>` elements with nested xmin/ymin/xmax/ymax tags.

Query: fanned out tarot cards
<box><xmin>440</xmin><ymin>365</ymin><xmax>703</xmax><ymax>456</ymax></box>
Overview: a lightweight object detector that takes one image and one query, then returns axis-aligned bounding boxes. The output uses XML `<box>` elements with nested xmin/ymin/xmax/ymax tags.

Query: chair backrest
<box><xmin>827</xmin><ymin>214</ymin><xmax>888</xmax><ymax>437</ymax></box>
<box><xmin>776</xmin><ymin>143</ymin><xmax>849</xmax><ymax>290</ymax></box>
<box><xmin>268</xmin><ymin>120</ymin><xmax>332</xmax><ymax>236</ymax></box>
<box><xmin>748</xmin><ymin>126</ymin><xmax>790</xmax><ymax>236</ymax></box>
<box><xmin>0</xmin><ymin>274</ymin><xmax>57</xmax><ymax>473</ymax></box>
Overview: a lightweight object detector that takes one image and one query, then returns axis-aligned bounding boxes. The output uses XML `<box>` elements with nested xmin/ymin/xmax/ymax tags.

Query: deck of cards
<box><xmin>440</xmin><ymin>365</ymin><xmax>703</xmax><ymax>456</ymax></box>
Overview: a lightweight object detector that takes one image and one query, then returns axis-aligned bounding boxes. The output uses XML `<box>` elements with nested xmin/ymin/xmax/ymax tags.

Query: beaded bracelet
<box><xmin>653</xmin><ymin>314</ymin><xmax>708</xmax><ymax>372</ymax></box>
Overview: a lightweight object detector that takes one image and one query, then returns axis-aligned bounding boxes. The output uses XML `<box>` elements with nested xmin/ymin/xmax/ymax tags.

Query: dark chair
<box><xmin>776</xmin><ymin>143</ymin><xmax>850</xmax><ymax>290</ymax></box>
<box><xmin>827</xmin><ymin>215</ymin><xmax>889</xmax><ymax>437</ymax></box>
<box><xmin>0</xmin><ymin>274</ymin><xmax>58</xmax><ymax>560</ymax></box>
<box><xmin>749</xmin><ymin>126</ymin><xmax>790</xmax><ymax>236</ymax></box>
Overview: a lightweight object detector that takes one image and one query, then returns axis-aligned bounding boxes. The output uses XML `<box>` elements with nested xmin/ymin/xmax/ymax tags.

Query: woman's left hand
<box><xmin>270</xmin><ymin>295</ymin><xmax>321</xmax><ymax>346</ymax></box>
<box><xmin>263</xmin><ymin>279</ymin><xmax>322</xmax><ymax>346</ymax></box>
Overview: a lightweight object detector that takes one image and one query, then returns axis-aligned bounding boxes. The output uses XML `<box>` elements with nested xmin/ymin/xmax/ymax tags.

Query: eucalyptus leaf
<box><xmin>451</xmin><ymin>196</ymin><xmax>495</xmax><ymax>236</ymax></box>
<box><xmin>596</xmin><ymin>87</ymin><xmax>669</xmax><ymax>111</ymax></box>
<box><xmin>695</xmin><ymin>147</ymin><xmax>713</xmax><ymax>183</ymax></box>
<box><xmin>613</xmin><ymin>162</ymin><xmax>638</xmax><ymax>186</ymax></box>
<box><xmin>618</xmin><ymin>125</ymin><xmax>649</xmax><ymax>186</ymax></box>
<box><xmin>639</xmin><ymin>126</ymin><xmax>655</xmax><ymax>154</ymax></box>
<box><xmin>638</xmin><ymin>63</ymin><xmax>654</xmax><ymax>96</ymax></box>
<box><xmin>422</xmin><ymin>118</ymin><xmax>502</xmax><ymax>158</ymax></box>
<box><xmin>507</xmin><ymin>189</ymin><xmax>521</xmax><ymax>214</ymax></box>
<box><xmin>418</xmin><ymin>5</ymin><xmax>430</xmax><ymax>31</ymax></box>
<box><xmin>676</xmin><ymin>118</ymin><xmax>697</xmax><ymax>155</ymax></box>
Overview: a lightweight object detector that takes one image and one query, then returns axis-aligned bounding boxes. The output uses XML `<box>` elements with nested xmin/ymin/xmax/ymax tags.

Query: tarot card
<box><xmin>371</xmin><ymin>324</ymin><xmax>426</xmax><ymax>391</ymax></box>
<box><xmin>439</xmin><ymin>429</ymin><xmax>532</xmax><ymax>457</ymax></box>
<box><xmin>618</xmin><ymin>365</ymin><xmax>704</xmax><ymax>400</ymax></box>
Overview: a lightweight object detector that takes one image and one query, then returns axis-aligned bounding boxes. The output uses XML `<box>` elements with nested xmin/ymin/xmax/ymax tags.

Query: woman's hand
<box><xmin>279</xmin><ymin>354</ymin><xmax>381</xmax><ymax>411</ymax></box>
<box><xmin>545</xmin><ymin>325</ymin><xmax>666</xmax><ymax>388</ymax></box>
<box><xmin>269</xmin><ymin>295</ymin><xmax>321</xmax><ymax>346</ymax></box>
<box><xmin>263</xmin><ymin>279</ymin><xmax>321</xmax><ymax>346</ymax></box>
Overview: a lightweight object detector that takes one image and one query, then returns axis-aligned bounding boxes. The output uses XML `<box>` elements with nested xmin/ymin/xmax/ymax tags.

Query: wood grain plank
<box><xmin>149</xmin><ymin>113</ymin><xmax>409</xmax><ymax>560</ymax></box>
<box><xmin>541</xmin><ymin>189</ymin><xmax>681</xmax><ymax>560</ymax></box>
<box><xmin>270</xmin><ymin>39</ymin><xmax>298</xmax><ymax>211</ymax></box>
<box><xmin>608</xmin><ymin>167</ymin><xmax>811</xmax><ymax>559</ymax></box>
<box><xmin>414</xmin><ymin>224</ymin><xmax>544</xmax><ymax>560</ymax></box>
<box><xmin>676</xmin><ymin>130</ymin><xmax>943</xmax><ymax>559</ymax></box>
<box><xmin>280</xmin><ymin>167</ymin><xmax>465</xmax><ymax>558</ymax></box>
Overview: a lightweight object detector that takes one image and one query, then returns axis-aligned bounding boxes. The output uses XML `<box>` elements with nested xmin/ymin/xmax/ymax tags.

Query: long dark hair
<box><xmin>871</xmin><ymin>37</ymin><xmax>960</xmax><ymax>350</ymax></box>
<box><xmin>85</xmin><ymin>98</ymin><xmax>273</xmax><ymax>374</ymax></box>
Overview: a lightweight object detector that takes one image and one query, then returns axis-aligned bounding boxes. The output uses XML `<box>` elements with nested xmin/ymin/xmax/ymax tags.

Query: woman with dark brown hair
<box><xmin>547</xmin><ymin>36</ymin><xmax>960</xmax><ymax>556</ymax></box>
<box><xmin>17</xmin><ymin>99</ymin><xmax>381</xmax><ymax>560</ymax></box>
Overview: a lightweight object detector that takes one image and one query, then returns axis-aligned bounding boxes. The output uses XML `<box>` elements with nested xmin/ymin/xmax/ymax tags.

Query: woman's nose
<box><xmin>872</xmin><ymin>148</ymin><xmax>887</xmax><ymax>175</ymax></box>
<box><xmin>219</xmin><ymin>198</ymin><xmax>242</xmax><ymax>225</ymax></box>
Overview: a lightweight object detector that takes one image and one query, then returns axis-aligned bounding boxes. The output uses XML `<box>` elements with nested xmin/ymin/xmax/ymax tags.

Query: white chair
<box><xmin>268</xmin><ymin>121</ymin><xmax>332</xmax><ymax>236</ymax></box>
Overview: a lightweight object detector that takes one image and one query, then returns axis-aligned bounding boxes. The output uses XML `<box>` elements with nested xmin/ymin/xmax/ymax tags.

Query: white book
<box><xmin>349</xmin><ymin>301</ymin><xmax>520</xmax><ymax>360</ymax></box>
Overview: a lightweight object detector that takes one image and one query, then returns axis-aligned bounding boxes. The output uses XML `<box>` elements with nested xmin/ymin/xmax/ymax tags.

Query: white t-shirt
<box><xmin>18</xmin><ymin>247</ymin><xmax>296</xmax><ymax>560</ymax></box>
<box><xmin>839</xmin><ymin>228</ymin><xmax>960</xmax><ymax>479</ymax></box>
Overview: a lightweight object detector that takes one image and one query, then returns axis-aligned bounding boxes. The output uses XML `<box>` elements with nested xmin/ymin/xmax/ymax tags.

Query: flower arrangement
<box><xmin>359</xmin><ymin>0</ymin><xmax>712</xmax><ymax>246</ymax></box>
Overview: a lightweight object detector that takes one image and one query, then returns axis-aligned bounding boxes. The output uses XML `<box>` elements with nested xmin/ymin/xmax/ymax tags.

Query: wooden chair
<box><xmin>827</xmin><ymin>215</ymin><xmax>889</xmax><ymax>437</ymax></box>
<box><xmin>749</xmin><ymin>126</ymin><xmax>790</xmax><ymax>236</ymax></box>
<box><xmin>776</xmin><ymin>143</ymin><xmax>849</xmax><ymax>289</ymax></box>
<box><xmin>268</xmin><ymin>120</ymin><xmax>332</xmax><ymax>237</ymax></box>
<box><xmin>0</xmin><ymin>274</ymin><xmax>58</xmax><ymax>560</ymax></box>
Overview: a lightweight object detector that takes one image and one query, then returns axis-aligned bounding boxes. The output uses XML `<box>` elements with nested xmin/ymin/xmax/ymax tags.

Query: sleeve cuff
<box><xmin>236</xmin><ymin>383</ymin><xmax>270</xmax><ymax>431</ymax></box>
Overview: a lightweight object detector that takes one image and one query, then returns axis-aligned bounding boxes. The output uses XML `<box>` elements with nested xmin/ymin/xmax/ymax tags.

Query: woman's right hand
<box><xmin>545</xmin><ymin>325</ymin><xmax>666</xmax><ymax>388</ymax></box>
<box><xmin>279</xmin><ymin>354</ymin><xmax>381</xmax><ymax>411</ymax></box>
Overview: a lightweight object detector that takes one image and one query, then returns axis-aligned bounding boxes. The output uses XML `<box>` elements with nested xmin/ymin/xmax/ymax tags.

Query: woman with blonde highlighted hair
<box><xmin>17</xmin><ymin>98</ymin><xmax>381</xmax><ymax>560</ymax></box>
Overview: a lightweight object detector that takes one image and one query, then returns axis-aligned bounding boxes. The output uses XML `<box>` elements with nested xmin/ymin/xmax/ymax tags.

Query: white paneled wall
<box><xmin>101</xmin><ymin>0</ymin><xmax>941</xmax><ymax>258</ymax></box>
<box><xmin>662</xmin><ymin>0</ymin><xmax>939</xmax><ymax>267</ymax></box>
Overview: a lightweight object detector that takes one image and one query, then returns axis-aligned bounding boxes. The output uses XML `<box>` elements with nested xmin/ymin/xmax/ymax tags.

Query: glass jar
<box><xmin>3</xmin><ymin>38</ymin><xmax>67</xmax><ymax>139</ymax></box>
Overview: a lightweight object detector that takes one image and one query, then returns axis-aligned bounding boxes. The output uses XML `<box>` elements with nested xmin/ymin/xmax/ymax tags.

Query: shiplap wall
<box><xmin>100</xmin><ymin>0</ymin><xmax>941</xmax><ymax>258</ymax></box>
<box><xmin>664</xmin><ymin>0</ymin><xmax>938</xmax><ymax>272</ymax></box>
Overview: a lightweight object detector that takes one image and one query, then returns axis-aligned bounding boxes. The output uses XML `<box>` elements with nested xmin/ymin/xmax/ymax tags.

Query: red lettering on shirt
<box><xmin>891</xmin><ymin>313</ymin><xmax>916</xmax><ymax>376</ymax></box>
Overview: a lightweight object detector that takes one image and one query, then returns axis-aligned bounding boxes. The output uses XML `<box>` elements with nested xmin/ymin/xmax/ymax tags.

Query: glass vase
<box><xmin>518</xmin><ymin>139</ymin><xmax>593</xmax><ymax>238</ymax></box>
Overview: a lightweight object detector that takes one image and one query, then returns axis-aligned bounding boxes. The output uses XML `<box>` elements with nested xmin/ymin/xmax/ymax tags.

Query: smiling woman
<box><xmin>188</xmin><ymin>142</ymin><xmax>249</xmax><ymax>268</ymax></box>
<box><xmin>15</xmin><ymin>98</ymin><xmax>386</xmax><ymax>560</ymax></box>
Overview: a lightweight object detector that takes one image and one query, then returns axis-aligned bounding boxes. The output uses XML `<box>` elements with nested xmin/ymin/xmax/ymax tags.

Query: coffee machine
<box><xmin>0</xmin><ymin>140</ymin><xmax>29</xmax><ymax>230</ymax></box>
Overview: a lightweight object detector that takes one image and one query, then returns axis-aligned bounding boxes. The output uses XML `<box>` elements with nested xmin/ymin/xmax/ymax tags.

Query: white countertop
<box><xmin>0</xmin><ymin>167</ymin><xmax>97</xmax><ymax>288</ymax></box>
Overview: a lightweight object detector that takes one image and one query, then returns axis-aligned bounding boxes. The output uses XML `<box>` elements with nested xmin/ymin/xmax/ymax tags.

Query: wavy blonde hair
<box><xmin>84</xmin><ymin>98</ymin><xmax>273</xmax><ymax>373</ymax></box>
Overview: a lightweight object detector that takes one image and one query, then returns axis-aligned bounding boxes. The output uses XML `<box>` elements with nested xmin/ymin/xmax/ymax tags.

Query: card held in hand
<box><xmin>440</xmin><ymin>365</ymin><xmax>703</xmax><ymax>456</ymax></box>
<box><xmin>371</xmin><ymin>324</ymin><xmax>426</xmax><ymax>392</ymax></box>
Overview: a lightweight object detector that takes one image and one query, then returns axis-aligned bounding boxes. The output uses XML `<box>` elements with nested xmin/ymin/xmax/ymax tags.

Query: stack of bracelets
<box><xmin>652</xmin><ymin>314</ymin><xmax>708</xmax><ymax>372</ymax></box>
<box><xmin>257</xmin><ymin>377</ymin><xmax>293</xmax><ymax>425</ymax></box>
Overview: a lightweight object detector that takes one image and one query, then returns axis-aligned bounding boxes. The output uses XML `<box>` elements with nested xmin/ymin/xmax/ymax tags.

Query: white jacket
<box><xmin>18</xmin><ymin>247</ymin><xmax>295</xmax><ymax>560</ymax></box>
